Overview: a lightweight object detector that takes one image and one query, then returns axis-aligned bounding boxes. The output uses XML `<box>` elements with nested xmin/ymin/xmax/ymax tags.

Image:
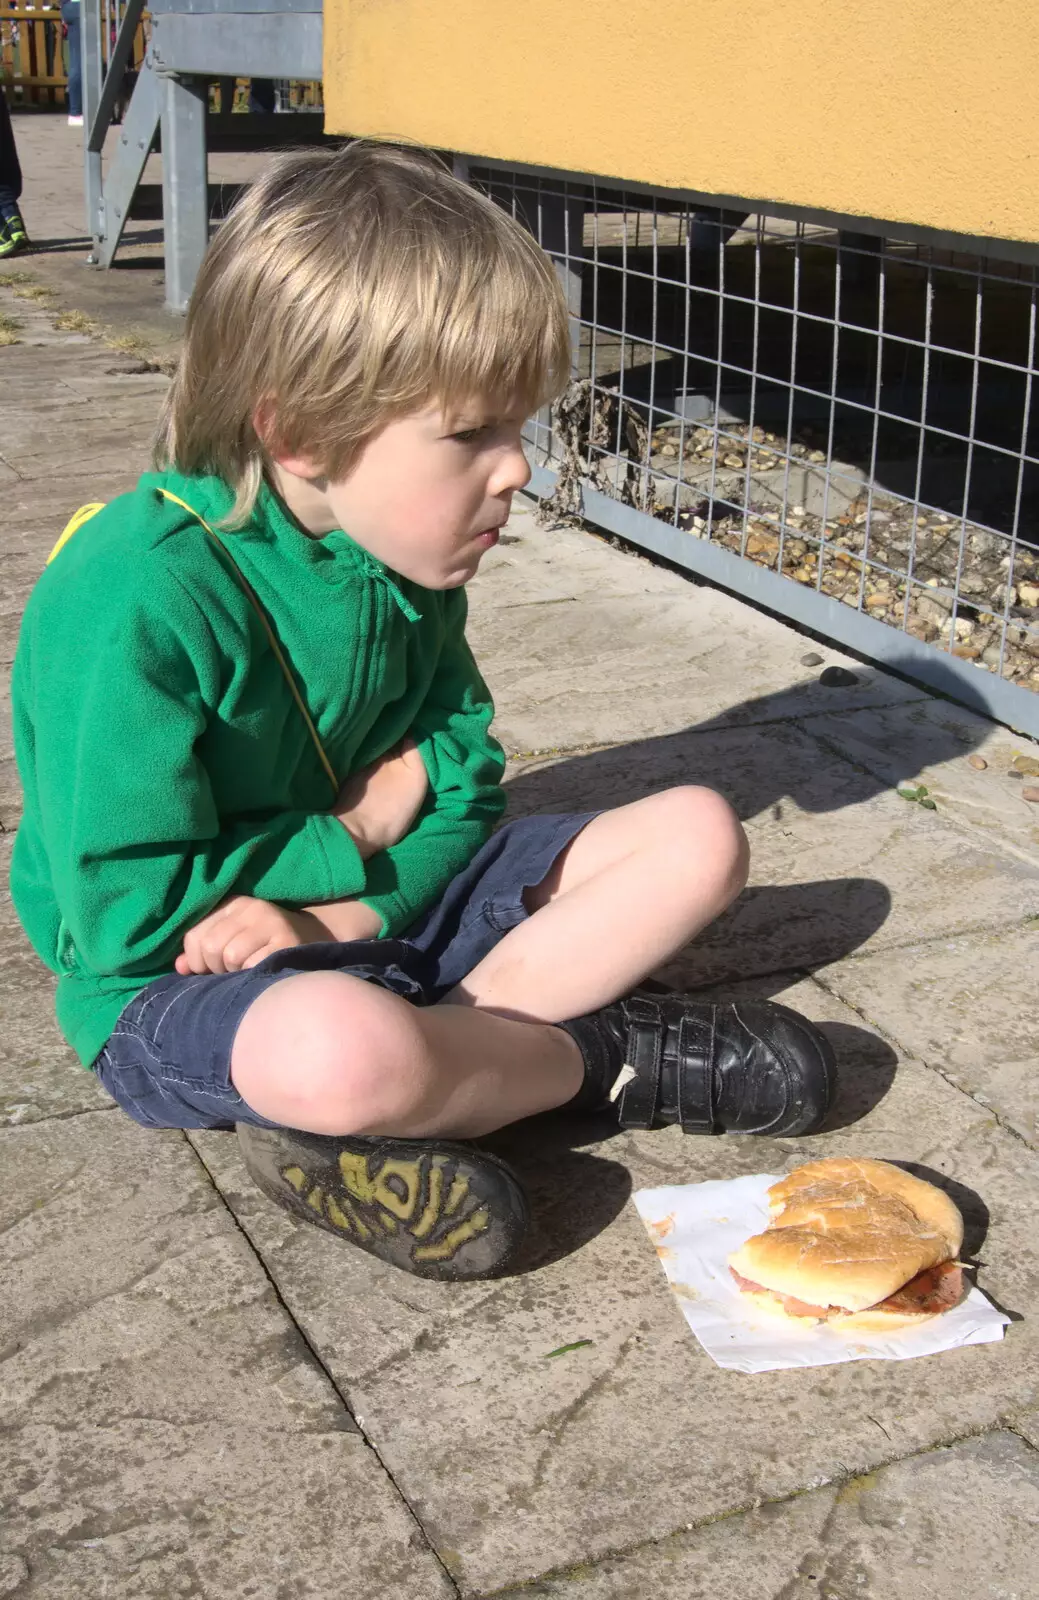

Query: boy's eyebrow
<box><xmin>444</xmin><ymin>412</ymin><xmax>496</xmax><ymax>431</ymax></box>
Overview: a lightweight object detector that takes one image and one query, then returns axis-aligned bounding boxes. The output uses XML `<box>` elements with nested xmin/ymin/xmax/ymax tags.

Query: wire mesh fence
<box><xmin>468</xmin><ymin>162</ymin><xmax>1039</xmax><ymax>731</ymax></box>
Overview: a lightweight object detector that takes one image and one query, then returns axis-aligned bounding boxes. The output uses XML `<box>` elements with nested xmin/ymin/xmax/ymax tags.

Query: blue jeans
<box><xmin>0</xmin><ymin>87</ymin><xmax>22</xmax><ymax>218</ymax></box>
<box><xmin>94</xmin><ymin>811</ymin><xmax>597</xmax><ymax>1130</ymax></box>
<box><xmin>62</xmin><ymin>1</ymin><xmax>82</xmax><ymax>118</ymax></box>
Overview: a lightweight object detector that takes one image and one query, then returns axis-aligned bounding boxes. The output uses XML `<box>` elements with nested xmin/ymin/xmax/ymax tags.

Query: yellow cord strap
<box><xmin>48</xmin><ymin>490</ymin><xmax>340</xmax><ymax>799</ymax></box>
<box><xmin>156</xmin><ymin>490</ymin><xmax>339</xmax><ymax>797</ymax></box>
<box><xmin>46</xmin><ymin>503</ymin><xmax>107</xmax><ymax>565</ymax></box>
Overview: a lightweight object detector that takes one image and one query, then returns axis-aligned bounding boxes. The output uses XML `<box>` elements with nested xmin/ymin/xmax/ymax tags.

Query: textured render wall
<box><xmin>323</xmin><ymin>0</ymin><xmax>1039</xmax><ymax>244</ymax></box>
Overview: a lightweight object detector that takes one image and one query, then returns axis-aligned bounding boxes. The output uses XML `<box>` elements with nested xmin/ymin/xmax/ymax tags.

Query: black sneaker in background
<box><xmin>0</xmin><ymin>212</ymin><xmax>29</xmax><ymax>258</ymax></box>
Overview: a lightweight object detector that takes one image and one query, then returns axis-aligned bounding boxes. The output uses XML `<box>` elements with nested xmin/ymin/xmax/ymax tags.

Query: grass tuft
<box><xmin>54</xmin><ymin>308</ymin><xmax>101</xmax><ymax>334</ymax></box>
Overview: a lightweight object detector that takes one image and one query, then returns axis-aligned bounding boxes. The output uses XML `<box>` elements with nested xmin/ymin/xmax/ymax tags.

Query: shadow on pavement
<box><xmin>814</xmin><ymin>1021</ymin><xmax>899</xmax><ymax>1131</ymax></box>
<box><xmin>503</xmin><ymin>657</ymin><xmax>990</xmax><ymax>824</ymax></box>
<box><xmin>484</xmin><ymin>1116</ymin><xmax>633</xmax><ymax>1276</ymax></box>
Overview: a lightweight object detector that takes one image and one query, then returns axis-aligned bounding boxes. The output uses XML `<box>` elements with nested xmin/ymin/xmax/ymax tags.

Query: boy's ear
<box><xmin>252</xmin><ymin>400</ymin><xmax>324</xmax><ymax>480</ymax></box>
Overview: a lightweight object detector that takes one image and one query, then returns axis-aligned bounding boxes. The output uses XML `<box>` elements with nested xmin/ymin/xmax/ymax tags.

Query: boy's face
<box><xmin>274</xmin><ymin>400</ymin><xmax>532</xmax><ymax>589</ymax></box>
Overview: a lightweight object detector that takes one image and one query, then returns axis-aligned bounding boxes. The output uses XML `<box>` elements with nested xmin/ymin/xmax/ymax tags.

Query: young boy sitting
<box><xmin>10</xmin><ymin>144</ymin><xmax>834</xmax><ymax>1281</ymax></box>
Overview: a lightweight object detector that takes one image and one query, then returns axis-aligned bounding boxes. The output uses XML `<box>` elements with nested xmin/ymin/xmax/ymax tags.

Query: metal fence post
<box><xmin>159</xmin><ymin>71</ymin><xmax>208</xmax><ymax>314</ymax></box>
<box><xmin>81</xmin><ymin>0</ymin><xmax>104</xmax><ymax>243</ymax></box>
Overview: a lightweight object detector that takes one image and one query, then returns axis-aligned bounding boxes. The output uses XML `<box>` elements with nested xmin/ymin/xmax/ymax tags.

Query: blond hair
<box><xmin>157</xmin><ymin>142</ymin><xmax>572</xmax><ymax>526</ymax></box>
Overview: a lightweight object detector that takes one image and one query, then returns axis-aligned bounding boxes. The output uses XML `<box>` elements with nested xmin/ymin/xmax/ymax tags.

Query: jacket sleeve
<box><xmin>357</xmin><ymin>588</ymin><xmax>506</xmax><ymax>936</ymax></box>
<box><xmin>21</xmin><ymin>566</ymin><xmax>366</xmax><ymax>979</ymax></box>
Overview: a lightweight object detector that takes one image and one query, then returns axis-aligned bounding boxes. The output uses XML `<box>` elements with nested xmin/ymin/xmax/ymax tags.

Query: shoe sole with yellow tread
<box><xmin>237</xmin><ymin>1122</ymin><xmax>529</xmax><ymax>1280</ymax></box>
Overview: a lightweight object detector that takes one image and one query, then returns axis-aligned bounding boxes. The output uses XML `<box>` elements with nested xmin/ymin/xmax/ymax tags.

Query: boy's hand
<box><xmin>175</xmin><ymin>896</ymin><xmax>328</xmax><ymax>975</ymax></box>
<box><xmin>334</xmin><ymin>735</ymin><xmax>429</xmax><ymax>859</ymax></box>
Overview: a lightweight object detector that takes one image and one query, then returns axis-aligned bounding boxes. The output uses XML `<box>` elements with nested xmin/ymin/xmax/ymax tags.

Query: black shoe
<box><xmin>236</xmin><ymin>1123</ymin><xmax>529</xmax><ymax>1281</ymax></box>
<box><xmin>560</xmin><ymin>996</ymin><xmax>835</xmax><ymax>1137</ymax></box>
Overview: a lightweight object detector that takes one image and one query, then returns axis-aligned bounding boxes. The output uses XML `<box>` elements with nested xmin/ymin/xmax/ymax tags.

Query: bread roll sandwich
<box><xmin>728</xmin><ymin>1157</ymin><xmax>966</xmax><ymax>1331</ymax></box>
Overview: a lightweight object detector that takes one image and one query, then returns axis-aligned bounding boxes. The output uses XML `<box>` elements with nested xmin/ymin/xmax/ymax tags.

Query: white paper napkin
<box><xmin>634</xmin><ymin>1173</ymin><xmax>1011</xmax><ymax>1374</ymax></box>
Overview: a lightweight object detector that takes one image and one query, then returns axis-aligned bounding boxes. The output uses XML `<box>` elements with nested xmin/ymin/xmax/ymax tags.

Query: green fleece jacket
<box><xmin>10</xmin><ymin>469</ymin><xmax>506</xmax><ymax>1066</ymax></box>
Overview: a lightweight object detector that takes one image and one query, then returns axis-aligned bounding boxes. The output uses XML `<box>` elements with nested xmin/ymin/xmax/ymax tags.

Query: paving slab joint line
<box><xmin>503</xmin><ymin>693</ymin><xmax>937</xmax><ymax>764</ymax></box>
<box><xmin>806</xmin><ymin>967</ymin><xmax>1036</xmax><ymax>1153</ymax></box>
<box><xmin>181</xmin><ymin>1131</ymin><xmax>465</xmax><ymax>1599</ymax></box>
<box><xmin>474</xmin><ymin>1419</ymin><xmax>1025</xmax><ymax>1600</ymax></box>
<box><xmin>810</xmin><ymin>906</ymin><xmax>1039</xmax><ymax>967</ymax></box>
<box><xmin>1</xmin><ymin>1100</ymin><xmax>120</xmax><ymax>1129</ymax></box>
<box><xmin>507</xmin><ymin>739</ymin><xmax>623</xmax><ymax>762</ymax></box>
<box><xmin>1006</xmin><ymin>1417</ymin><xmax>1039</xmax><ymax>1454</ymax></box>
<box><xmin>805</xmin><ymin>724</ymin><xmax>1039</xmax><ymax>868</ymax></box>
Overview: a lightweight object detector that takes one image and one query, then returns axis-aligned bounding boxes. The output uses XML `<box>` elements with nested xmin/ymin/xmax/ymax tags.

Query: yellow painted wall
<box><xmin>323</xmin><ymin>1</ymin><xmax>1039</xmax><ymax>244</ymax></box>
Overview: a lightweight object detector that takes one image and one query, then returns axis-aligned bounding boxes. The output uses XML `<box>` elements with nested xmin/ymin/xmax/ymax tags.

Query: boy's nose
<box><xmin>492</xmin><ymin>444</ymin><xmax>532</xmax><ymax>495</ymax></box>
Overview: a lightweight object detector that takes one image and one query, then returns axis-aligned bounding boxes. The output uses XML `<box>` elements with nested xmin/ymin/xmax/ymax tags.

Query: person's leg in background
<box><xmin>61</xmin><ymin>0</ymin><xmax>83</xmax><ymax>125</ymax></box>
<box><xmin>0</xmin><ymin>86</ymin><xmax>29</xmax><ymax>257</ymax></box>
<box><xmin>248</xmin><ymin>79</ymin><xmax>276</xmax><ymax>115</ymax></box>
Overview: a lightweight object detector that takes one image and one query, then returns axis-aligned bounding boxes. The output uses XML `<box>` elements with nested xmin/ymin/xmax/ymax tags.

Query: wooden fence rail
<box><xmin>1</xmin><ymin>6</ymin><xmax>68</xmax><ymax>106</ymax></box>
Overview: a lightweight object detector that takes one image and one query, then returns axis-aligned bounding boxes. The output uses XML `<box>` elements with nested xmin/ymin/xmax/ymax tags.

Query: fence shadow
<box><xmin>500</xmin><ymin>659</ymin><xmax>988</xmax><ymax>985</ymax></box>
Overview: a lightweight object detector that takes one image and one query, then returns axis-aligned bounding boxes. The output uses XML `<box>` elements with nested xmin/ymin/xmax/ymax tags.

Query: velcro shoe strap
<box><xmin>616</xmin><ymin>997</ymin><xmax>665</xmax><ymax>1129</ymax></box>
<box><xmin>676</xmin><ymin>1007</ymin><xmax>716</xmax><ymax>1133</ymax></box>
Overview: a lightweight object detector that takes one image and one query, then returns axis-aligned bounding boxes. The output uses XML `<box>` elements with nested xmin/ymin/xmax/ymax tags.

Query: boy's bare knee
<box><xmin>231</xmin><ymin>970</ymin><xmax>427</xmax><ymax>1134</ymax></box>
<box><xmin>654</xmin><ymin>784</ymin><xmax>750</xmax><ymax>898</ymax></box>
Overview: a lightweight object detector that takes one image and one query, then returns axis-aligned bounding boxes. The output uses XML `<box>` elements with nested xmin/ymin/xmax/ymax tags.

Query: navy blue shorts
<box><xmin>94</xmin><ymin>811</ymin><xmax>597</xmax><ymax>1131</ymax></box>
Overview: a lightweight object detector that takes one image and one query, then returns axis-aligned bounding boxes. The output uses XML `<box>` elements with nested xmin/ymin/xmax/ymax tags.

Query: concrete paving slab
<box><xmin>0</xmin><ymin>951</ymin><xmax>111</xmax><ymax>1125</ymax></box>
<box><xmin>0</xmin><ymin>425</ymin><xmax>162</xmax><ymax>486</ymax></box>
<box><xmin>0</xmin><ymin>1111</ymin><xmax>454</xmax><ymax>1599</ymax></box>
<box><xmin>470</xmin><ymin>504</ymin><xmax>924</xmax><ymax>753</ymax></box>
<box><xmin>805</xmin><ymin>697</ymin><xmax>1039</xmax><ymax>865</ymax></box>
<box><xmin>504</xmin><ymin>721</ymin><xmax>1039</xmax><ymax>986</ymax></box>
<box><xmin>0</xmin><ymin>396</ymin><xmax>166</xmax><ymax>463</ymax></box>
<box><xmin>684</xmin><ymin>972</ymin><xmax>988</xmax><ymax>1157</ymax></box>
<box><xmin>193</xmin><ymin>975</ymin><xmax>1027</xmax><ymax>1596</ymax></box>
<box><xmin>815</xmin><ymin>925</ymin><xmax>1039</xmax><ymax>1146</ymax></box>
<box><xmin>0</xmin><ymin>764</ymin><xmax>20</xmax><ymax>828</ymax></box>
<box><xmin>0</xmin><ymin>614</ymin><xmax>25</xmax><ymax>668</ymax></box>
<box><xmin>496</xmin><ymin>1431</ymin><xmax>1039</xmax><ymax>1600</ymax></box>
<box><xmin>0</xmin><ymin>987</ymin><xmax>111</xmax><ymax>1126</ymax></box>
<box><xmin>189</xmin><ymin>1126</ymin><xmax>519</xmax><ymax>1389</ymax></box>
<box><xmin>0</xmin><ymin>835</ymin><xmax>112</xmax><ymax>1120</ymax></box>
<box><xmin>320</xmin><ymin>1116</ymin><xmax>1037</xmax><ymax>1595</ymax></box>
<box><xmin>4</xmin><ymin>473</ymin><xmax>144</xmax><ymax>536</ymax></box>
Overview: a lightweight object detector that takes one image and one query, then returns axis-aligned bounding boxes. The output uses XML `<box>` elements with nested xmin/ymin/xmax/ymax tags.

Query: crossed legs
<box><xmin>230</xmin><ymin>786</ymin><xmax>749</xmax><ymax>1138</ymax></box>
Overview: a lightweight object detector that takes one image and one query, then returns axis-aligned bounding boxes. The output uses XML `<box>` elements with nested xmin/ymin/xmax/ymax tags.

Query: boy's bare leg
<box><xmin>232</xmin><ymin>972</ymin><xmax>583</xmax><ymax>1138</ymax></box>
<box><xmin>231</xmin><ymin>787</ymin><xmax>746</xmax><ymax>1138</ymax></box>
<box><xmin>444</xmin><ymin>786</ymin><xmax>748</xmax><ymax>1023</ymax></box>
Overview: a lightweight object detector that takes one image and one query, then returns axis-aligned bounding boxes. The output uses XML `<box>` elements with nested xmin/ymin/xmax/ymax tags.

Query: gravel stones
<box><xmin>648</xmin><ymin>419</ymin><xmax>1039</xmax><ymax>697</ymax></box>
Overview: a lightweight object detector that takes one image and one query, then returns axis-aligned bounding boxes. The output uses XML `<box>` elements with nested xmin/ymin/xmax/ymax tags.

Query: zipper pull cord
<box><xmin>358</xmin><ymin>554</ymin><xmax>423</xmax><ymax>623</ymax></box>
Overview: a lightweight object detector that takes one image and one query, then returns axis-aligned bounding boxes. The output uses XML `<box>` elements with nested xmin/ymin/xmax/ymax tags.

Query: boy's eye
<box><xmin>450</xmin><ymin>426</ymin><xmax>486</xmax><ymax>444</ymax></box>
